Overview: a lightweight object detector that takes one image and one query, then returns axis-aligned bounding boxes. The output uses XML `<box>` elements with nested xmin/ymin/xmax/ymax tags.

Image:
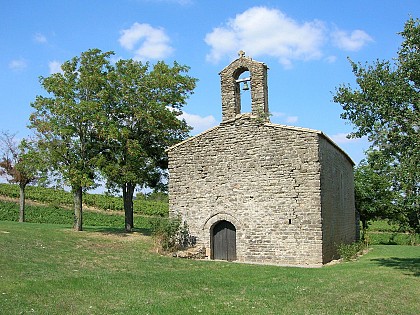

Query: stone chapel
<box><xmin>167</xmin><ymin>52</ymin><xmax>356</xmax><ymax>266</ymax></box>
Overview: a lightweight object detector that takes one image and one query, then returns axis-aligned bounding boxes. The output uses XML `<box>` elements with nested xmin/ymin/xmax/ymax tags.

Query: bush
<box><xmin>367</xmin><ymin>232</ymin><xmax>420</xmax><ymax>245</ymax></box>
<box><xmin>150</xmin><ymin>217</ymin><xmax>195</xmax><ymax>252</ymax></box>
<box><xmin>337</xmin><ymin>241</ymin><xmax>366</xmax><ymax>261</ymax></box>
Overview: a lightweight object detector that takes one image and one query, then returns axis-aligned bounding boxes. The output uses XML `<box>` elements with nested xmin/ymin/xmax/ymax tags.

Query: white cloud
<box><xmin>34</xmin><ymin>33</ymin><xmax>47</xmax><ymax>44</ymax></box>
<box><xmin>286</xmin><ymin>116</ymin><xmax>298</xmax><ymax>124</ymax></box>
<box><xmin>271</xmin><ymin>112</ymin><xmax>286</xmax><ymax>118</ymax></box>
<box><xmin>332</xmin><ymin>29</ymin><xmax>373</xmax><ymax>51</ymax></box>
<box><xmin>49</xmin><ymin>60</ymin><xmax>63</xmax><ymax>74</ymax></box>
<box><xmin>271</xmin><ymin>112</ymin><xmax>298</xmax><ymax>124</ymax></box>
<box><xmin>205</xmin><ymin>7</ymin><xmax>373</xmax><ymax>66</ymax></box>
<box><xmin>205</xmin><ymin>7</ymin><xmax>326</xmax><ymax>67</ymax></box>
<box><xmin>330</xmin><ymin>133</ymin><xmax>361</xmax><ymax>144</ymax></box>
<box><xmin>9</xmin><ymin>59</ymin><xmax>27</xmax><ymax>71</ymax></box>
<box><xmin>204</xmin><ymin>27</ymin><xmax>238</xmax><ymax>64</ymax></box>
<box><xmin>180</xmin><ymin>112</ymin><xmax>218</xmax><ymax>135</ymax></box>
<box><xmin>325</xmin><ymin>55</ymin><xmax>337</xmax><ymax>63</ymax></box>
<box><xmin>119</xmin><ymin>22</ymin><xmax>173</xmax><ymax>60</ymax></box>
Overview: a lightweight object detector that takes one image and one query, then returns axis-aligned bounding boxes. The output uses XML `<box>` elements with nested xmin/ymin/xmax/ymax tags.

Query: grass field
<box><xmin>364</xmin><ymin>220</ymin><xmax>420</xmax><ymax>245</ymax></box>
<box><xmin>1</xmin><ymin>221</ymin><xmax>419</xmax><ymax>315</ymax></box>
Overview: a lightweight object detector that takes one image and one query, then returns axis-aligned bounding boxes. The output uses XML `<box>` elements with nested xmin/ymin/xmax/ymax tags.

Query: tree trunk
<box><xmin>19</xmin><ymin>183</ymin><xmax>26</xmax><ymax>223</ymax></box>
<box><xmin>73</xmin><ymin>186</ymin><xmax>83</xmax><ymax>231</ymax></box>
<box><xmin>122</xmin><ymin>182</ymin><xmax>135</xmax><ymax>232</ymax></box>
<box><xmin>361</xmin><ymin>219</ymin><xmax>368</xmax><ymax>241</ymax></box>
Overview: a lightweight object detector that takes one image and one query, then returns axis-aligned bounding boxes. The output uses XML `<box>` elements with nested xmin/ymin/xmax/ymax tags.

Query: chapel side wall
<box><xmin>318</xmin><ymin>136</ymin><xmax>356</xmax><ymax>263</ymax></box>
<box><xmin>168</xmin><ymin>118</ymin><xmax>324</xmax><ymax>266</ymax></box>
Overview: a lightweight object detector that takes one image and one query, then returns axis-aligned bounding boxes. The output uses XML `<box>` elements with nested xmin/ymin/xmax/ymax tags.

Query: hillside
<box><xmin>0</xmin><ymin>183</ymin><xmax>168</xmax><ymax>217</ymax></box>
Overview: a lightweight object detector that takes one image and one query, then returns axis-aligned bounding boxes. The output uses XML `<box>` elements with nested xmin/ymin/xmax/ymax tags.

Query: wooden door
<box><xmin>212</xmin><ymin>220</ymin><xmax>236</xmax><ymax>261</ymax></box>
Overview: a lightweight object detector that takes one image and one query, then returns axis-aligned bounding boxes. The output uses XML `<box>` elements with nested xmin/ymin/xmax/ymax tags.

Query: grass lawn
<box><xmin>0</xmin><ymin>221</ymin><xmax>419</xmax><ymax>315</ymax></box>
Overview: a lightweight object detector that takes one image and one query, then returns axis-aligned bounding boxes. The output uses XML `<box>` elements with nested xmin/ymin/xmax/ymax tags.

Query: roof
<box><xmin>167</xmin><ymin>114</ymin><xmax>354</xmax><ymax>166</ymax></box>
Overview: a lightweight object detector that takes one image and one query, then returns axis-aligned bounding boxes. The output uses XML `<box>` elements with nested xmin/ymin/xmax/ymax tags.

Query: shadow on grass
<box><xmin>372</xmin><ymin>257</ymin><xmax>420</xmax><ymax>277</ymax></box>
<box><xmin>85</xmin><ymin>226</ymin><xmax>153</xmax><ymax>236</ymax></box>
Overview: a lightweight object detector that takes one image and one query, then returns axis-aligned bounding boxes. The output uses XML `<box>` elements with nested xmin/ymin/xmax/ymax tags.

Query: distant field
<box><xmin>0</xmin><ymin>183</ymin><xmax>168</xmax><ymax>217</ymax></box>
<box><xmin>0</xmin><ymin>182</ymin><xmax>167</xmax><ymax>233</ymax></box>
<box><xmin>0</xmin><ymin>199</ymin><xmax>157</xmax><ymax>231</ymax></box>
<box><xmin>366</xmin><ymin>220</ymin><xmax>419</xmax><ymax>245</ymax></box>
<box><xmin>0</xmin><ymin>221</ymin><xmax>419</xmax><ymax>315</ymax></box>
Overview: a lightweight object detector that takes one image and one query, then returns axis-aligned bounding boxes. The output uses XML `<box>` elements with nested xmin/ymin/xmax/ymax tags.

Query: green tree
<box><xmin>333</xmin><ymin>18</ymin><xmax>419</xmax><ymax>233</ymax></box>
<box><xmin>99</xmin><ymin>59</ymin><xmax>196</xmax><ymax>232</ymax></box>
<box><xmin>354</xmin><ymin>152</ymin><xmax>396</xmax><ymax>238</ymax></box>
<box><xmin>0</xmin><ymin>132</ymin><xmax>43</xmax><ymax>222</ymax></box>
<box><xmin>30</xmin><ymin>49</ymin><xmax>113</xmax><ymax>231</ymax></box>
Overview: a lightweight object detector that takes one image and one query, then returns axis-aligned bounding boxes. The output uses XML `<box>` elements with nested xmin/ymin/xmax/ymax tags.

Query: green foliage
<box><xmin>354</xmin><ymin>159</ymin><xmax>395</xmax><ymax>231</ymax></box>
<box><xmin>0</xmin><ymin>200</ymin><xmax>72</xmax><ymax>224</ymax></box>
<box><xmin>365</xmin><ymin>220</ymin><xmax>420</xmax><ymax>245</ymax></box>
<box><xmin>0</xmin><ymin>183</ymin><xmax>72</xmax><ymax>204</ymax></box>
<box><xmin>97</xmin><ymin>58</ymin><xmax>196</xmax><ymax>231</ymax></box>
<box><xmin>0</xmin><ymin>199</ymin><xmax>155</xmax><ymax>229</ymax></box>
<box><xmin>0</xmin><ymin>183</ymin><xmax>168</xmax><ymax>217</ymax></box>
<box><xmin>333</xmin><ymin>18</ymin><xmax>420</xmax><ymax>233</ymax></box>
<box><xmin>99</xmin><ymin>59</ymin><xmax>196</xmax><ymax>189</ymax></box>
<box><xmin>84</xmin><ymin>192</ymin><xmax>168</xmax><ymax>217</ymax></box>
<box><xmin>151</xmin><ymin>217</ymin><xmax>180</xmax><ymax>251</ymax></box>
<box><xmin>29</xmin><ymin>48</ymin><xmax>196</xmax><ymax>231</ymax></box>
<box><xmin>367</xmin><ymin>232</ymin><xmax>420</xmax><ymax>246</ymax></box>
<box><xmin>0</xmin><ymin>132</ymin><xmax>46</xmax><ymax>222</ymax></box>
<box><xmin>368</xmin><ymin>220</ymin><xmax>400</xmax><ymax>232</ymax></box>
<box><xmin>0</xmin><ymin>132</ymin><xmax>43</xmax><ymax>187</ymax></box>
<box><xmin>337</xmin><ymin>241</ymin><xmax>366</xmax><ymax>261</ymax></box>
<box><xmin>252</xmin><ymin>107</ymin><xmax>272</xmax><ymax>124</ymax></box>
<box><xmin>0</xmin><ymin>183</ymin><xmax>20</xmax><ymax>198</ymax></box>
<box><xmin>30</xmin><ymin>48</ymin><xmax>116</xmax><ymax>230</ymax></box>
<box><xmin>137</xmin><ymin>191</ymin><xmax>169</xmax><ymax>203</ymax></box>
<box><xmin>150</xmin><ymin>217</ymin><xmax>194</xmax><ymax>252</ymax></box>
<box><xmin>0</xmin><ymin>200</ymin><xmax>21</xmax><ymax>221</ymax></box>
<box><xmin>30</xmin><ymin>49</ymin><xmax>113</xmax><ymax>191</ymax></box>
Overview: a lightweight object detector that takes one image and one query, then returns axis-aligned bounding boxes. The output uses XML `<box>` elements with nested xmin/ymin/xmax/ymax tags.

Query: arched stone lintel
<box><xmin>202</xmin><ymin>212</ymin><xmax>243</xmax><ymax>233</ymax></box>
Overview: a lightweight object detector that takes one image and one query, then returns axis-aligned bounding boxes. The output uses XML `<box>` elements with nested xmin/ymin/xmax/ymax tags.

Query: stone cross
<box><xmin>238</xmin><ymin>50</ymin><xmax>245</xmax><ymax>58</ymax></box>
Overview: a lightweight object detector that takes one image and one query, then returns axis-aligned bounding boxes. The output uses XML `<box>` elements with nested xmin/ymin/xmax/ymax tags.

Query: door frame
<box><xmin>211</xmin><ymin>220</ymin><xmax>237</xmax><ymax>261</ymax></box>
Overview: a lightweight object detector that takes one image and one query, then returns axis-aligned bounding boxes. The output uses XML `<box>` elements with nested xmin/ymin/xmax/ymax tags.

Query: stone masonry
<box><xmin>167</xmin><ymin>52</ymin><xmax>356</xmax><ymax>266</ymax></box>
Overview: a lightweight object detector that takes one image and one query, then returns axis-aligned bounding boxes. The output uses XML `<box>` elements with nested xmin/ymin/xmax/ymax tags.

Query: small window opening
<box><xmin>288</xmin><ymin>219</ymin><xmax>292</xmax><ymax>225</ymax></box>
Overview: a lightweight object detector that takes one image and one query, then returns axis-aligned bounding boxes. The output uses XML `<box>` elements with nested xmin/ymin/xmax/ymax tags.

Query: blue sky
<box><xmin>1</xmin><ymin>0</ymin><xmax>419</xmax><ymax>165</ymax></box>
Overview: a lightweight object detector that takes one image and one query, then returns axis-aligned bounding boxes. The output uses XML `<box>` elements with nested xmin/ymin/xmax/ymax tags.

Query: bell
<box><xmin>242</xmin><ymin>81</ymin><xmax>250</xmax><ymax>91</ymax></box>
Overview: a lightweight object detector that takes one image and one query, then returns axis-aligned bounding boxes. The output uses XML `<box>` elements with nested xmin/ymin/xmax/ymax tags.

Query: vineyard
<box><xmin>0</xmin><ymin>183</ymin><xmax>168</xmax><ymax>217</ymax></box>
<box><xmin>0</xmin><ymin>199</ymin><xmax>159</xmax><ymax>228</ymax></box>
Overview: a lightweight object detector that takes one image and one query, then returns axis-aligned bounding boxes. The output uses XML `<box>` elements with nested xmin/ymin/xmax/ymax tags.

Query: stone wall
<box><xmin>167</xmin><ymin>53</ymin><xmax>356</xmax><ymax>266</ymax></box>
<box><xmin>219</xmin><ymin>54</ymin><xmax>269</xmax><ymax>121</ymax></box>
<box><xmin>168</xmin><ymin>116</ymin><xmax>328</xmax><ymax>266</ymax></box>
<box><xmin>318</xmin><ymin>136</ymin><xmax>356</xmax><ymax>263</ymax></box>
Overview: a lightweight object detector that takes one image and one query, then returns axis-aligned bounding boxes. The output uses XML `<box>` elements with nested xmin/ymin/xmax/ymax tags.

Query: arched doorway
<box><xmin>212</xmin><ymin>220</ymin><xmax>236</xmax><ymax>261</ymax></box>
